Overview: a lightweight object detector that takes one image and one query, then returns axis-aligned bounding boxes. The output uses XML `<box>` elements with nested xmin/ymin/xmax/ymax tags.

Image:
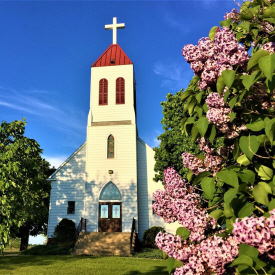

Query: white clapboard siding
<box><xmin>47</xmin><ymin>143</ymin><xmax>86</xmax><ymax>238</ymax></box>
<box><xmin>137</xmin><ymin>138</ymin><xmax>180</xmax><ymax>240</ymax></box>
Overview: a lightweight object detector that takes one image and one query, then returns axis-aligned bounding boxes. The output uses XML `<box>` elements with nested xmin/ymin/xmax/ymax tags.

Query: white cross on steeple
<box><xmin>105</xmin><ymin>17</ymin><xmax>125</xmax><ymax>44</ymax></box>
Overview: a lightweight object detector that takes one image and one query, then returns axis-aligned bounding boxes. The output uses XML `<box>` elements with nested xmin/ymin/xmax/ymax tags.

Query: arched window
<box><xmin>99</xmin><ymin>182</ymin><xmax>122</xmax><ymax>200</ymax></box>
<box><xmin>99</xmin><ymin>78</ymin><xmax>108</xmax><ymax>105</ymax></box>
<box><xmin>107</xmin><ymin>135</ymin><xmax>114</xmax><ymax>158</ymax></box>
<box><xmin>116</xmin><ymin>77</ymin><xmax>125</xmax><ymax>104</ymax></box>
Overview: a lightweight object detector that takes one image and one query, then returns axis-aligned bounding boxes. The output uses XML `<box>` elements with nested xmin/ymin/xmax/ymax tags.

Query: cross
<box><xmin>105</xmin><ymin>17</ymin><xmax>125</xmax><ymax>44</ymax></box>
<box><xmin>114</xmin><ymin>207</ymin><xmax>119</xmax><ymax>217</ymax></box>
<box><xmin>102</xmin><ymin>206</ymin><xmax>107</xmax><ymax>218</ymax></box>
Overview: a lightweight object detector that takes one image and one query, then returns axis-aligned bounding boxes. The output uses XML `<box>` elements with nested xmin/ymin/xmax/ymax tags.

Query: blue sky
<box><xmin>0</xmin><ymin>0</ymin><xmax>237</xmax><ymax>168</ymax></box>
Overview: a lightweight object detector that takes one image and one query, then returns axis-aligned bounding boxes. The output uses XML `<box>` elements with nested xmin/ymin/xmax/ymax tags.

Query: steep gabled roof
<box><xmin>92</xmin><ymin>44</ymin><xmax>132</xmax><ymax>67</ymax></box>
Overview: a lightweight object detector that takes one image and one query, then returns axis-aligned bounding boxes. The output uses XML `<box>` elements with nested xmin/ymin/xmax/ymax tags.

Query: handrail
<box><xmin>76</xmin><ymin>217</ymin><xmax>87</xmax><ymax>237</ymax></box>
<box><xmin>130</xmin><ymin>217</ymin><xmax>136</xmax><ymax>252</ymax></box>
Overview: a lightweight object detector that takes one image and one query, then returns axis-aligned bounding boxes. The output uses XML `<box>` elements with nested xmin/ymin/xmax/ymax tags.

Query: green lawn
<box><xmin>0</xmin><ymin>255</ymin><xmax>172</xmax><ymax>275</ymax></box>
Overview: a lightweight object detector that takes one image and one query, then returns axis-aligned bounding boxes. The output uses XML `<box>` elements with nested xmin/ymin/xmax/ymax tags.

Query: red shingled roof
<box><xmin>92</xmin><ymin>44</ymin><xmax>133</xmax><ymax>67</ymax></box>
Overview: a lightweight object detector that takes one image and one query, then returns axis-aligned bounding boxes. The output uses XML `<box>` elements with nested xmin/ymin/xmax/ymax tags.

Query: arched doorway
<box><xmin>98</xmin><ymin>182</ymin><xmax>122</xmax><ymax>232</ymax></box>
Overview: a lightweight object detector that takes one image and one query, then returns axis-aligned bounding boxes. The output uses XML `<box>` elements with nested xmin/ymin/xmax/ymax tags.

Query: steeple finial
<box><xmin>105</xmin><ymin>17</ymin><xmax>125</xmax><ymax>44</ymax></box>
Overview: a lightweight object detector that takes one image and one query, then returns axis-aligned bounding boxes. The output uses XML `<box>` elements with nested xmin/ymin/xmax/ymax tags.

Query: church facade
<box><xmin>47</xmin><ymin>18</ymin><xmax>179</xmax><ymax>241</ymax></box>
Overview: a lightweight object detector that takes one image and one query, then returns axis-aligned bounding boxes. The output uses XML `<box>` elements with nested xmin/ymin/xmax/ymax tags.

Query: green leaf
<box><xmin>224</xmin><ymin>202</ymin><xmax>234</xmax><ymax>218</ymax></box>
<box><xmin>209</xmin><ymin>209</ymin><xmax>223</xmax><ymax>220</ymax></box>
<box><xmin>167</xmin><ymin>257</ymin><xmax>175</xmax><ymax>275</ymax></box>
<box><xmin>239</xmin><ymin>135</ymin><xmax>260</xmax><ymax>161</ymax></box>
<box><xmin>181</xmin><ymin>89</ymin><xmax>193</xmax><ymax>101</ymax></box>
<box><xmin>253</xmin><ymin>182</ymin><xmax>270</xmax><ymax>206</ymax></box>
<box><xmin>191</xmin><ymin>124</ymin><xmax>199</xmax><ymax>141</ymax></box>
<box><xmin>239</xmin><ymin>21</ymin><xmax>250</xmax><ymax>32</ymax></box>
<box><xmin>228</xmin><ymin>96</ymin><xmax>237</xmax><ymax>109</ymax></box>
<box><xmin>219</xmin><ymin>19</ymin><xmax>233</xmax><ymax>27</ymax></box>
<box><xmin>258</xmin><ymin>53</ymin><xmax>275</xmax><ymax>81</ymax></box>
<box><xmin>233</xmin><ymin>139</ymin><xmax>241</xmax><ymax>160</ymax></box>
<box><xmin>201</xmin><ymin>177</ymin><xmax>215</xmax><ymax>200</ymax></box>
<box><xmin>229</xmin><ymin>112</ymin><xmax>236</xmax><ymax>122</ymax></box>
<box><xmin>237</xmin><ymin>169</ymin><xmax>255</xmax><ymax>185</ymax></box>
<box><xmin>188</xmin><ymin>98</ymin><xmax>196</xmax><ymax>116</ymax></box>
<box><xmin>193</xmin><ymin>171</ymin><xmax>212</xmax><ymax>186</ymax></box>
<box><xmin>176</xmin><ymin>227</ymin><xmax>190</xmax><ymax>240</ymax></box>
<box><xmin>246</xmin><ymin>118</ymin><xmax>265</xmax><ymax>132</ymax></box>
<box><xmin>209</xmin><ymin>26</ymin><xmax>218</xmax><ymax>41</ymax></box>
<box><xmin>187</xmin><ymin>169</ymin><xmax>193</xmax><ymax>182</ymax></box>
<box><xmin>224</xmin><ymin>188</ymin><xmax>238</xmax><ymax>206</ymax></box>
<box><xmin>237</xmin><ymin>154</ymin><xmax>251</xmax><ymax>166</ymax></box>
<box><xmin>195</xmin><ymin>91</ymin><xmax>203</xmax><ymax>104</ymax></box>
<box><xmin>265</xmin><ymin>118</ymin><xmax>275</xmax><ymax>144</ymax></box>
<box><xmin>230</xmin><ymin>255</ymin><xmax>253</xmax><ymax>267</ymax></box>
<box><xmin>268</xmin><ymin>198</ymin><xmax>275</xmax><ymax>211</ymax></box>
<box><xmin>247</xmin><ymin>49</ymin><xmax>270</xmax><ymax>71</ymax></box>
<box><xmin>238</xmin><ymin>203</ymin><xmax>255</xmax><ymax>218</ymax></box>
<box><xmin>266</xmin><ymin>75</ymin><xmax>275</xmax><ymax>92</ymax></box>
<box><xmin>255</xmin><ymin>164</ymin><xmax>274</xmax><ymax>180</ymax></box>
<box><xmin>264</xmin><ymin>17</ymin><xmax>275</xmax><ymax>24</ymax></box>
<box><xmin>208</xmin><ymin>124</ymin><xmax>216</xmax><ymax>144</ymax></box>
<box><xmin>216</xmin><ymin>169</ymin><xmax>239</xmax><ymax>188</ymax></box>
<box><xmin>194</xmin><ymin>117</ymin><xmax>209</xmax><ymax>137</ymax></box>
<box><xmin>240</xmin><ymin>70</ymin><xmax>261</xmax><ymax>90</ymax></box>
<box><xmin>222</xmin><ymin>70</ymin><xmax>236</xmax><ymax>90</ymax></box>
<box><xmin>216</xmin><ymin>75</ymin><xmax>226</xmax><ymax>95</ymax></box>
<box><xmin>239</xmin><ymin>244</ymin><xmax>259</xmax><ymax>258</ymax></box>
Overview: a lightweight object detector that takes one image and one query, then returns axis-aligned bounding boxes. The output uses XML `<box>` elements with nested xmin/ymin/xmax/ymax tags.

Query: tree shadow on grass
<box><xmin>0</xmin><ymin>255</ymin><xmax>99</xmax><ymax>272</ymax></box>
<box><xmin>123</xmin><ymin>265</ymin><xmax>167</xmax><ymax>275</ymax></box>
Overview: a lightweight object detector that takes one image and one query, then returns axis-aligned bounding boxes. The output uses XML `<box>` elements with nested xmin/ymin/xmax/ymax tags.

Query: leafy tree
<box><xmin>154</xmin><ymin>91</ymin><xmax>200</xmax><ymax>184</ymax></box>
<box><xmin>0</xmin><ymin>119</ymin><xmax>51</xmax><ymax>252</ymax></box>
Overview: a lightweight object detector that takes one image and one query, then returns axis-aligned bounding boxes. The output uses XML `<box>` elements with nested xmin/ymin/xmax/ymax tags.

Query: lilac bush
<box><xmin>153</xmin><ymin>1</ymin><xmax>275</xmax><ymax>274</ymax></box>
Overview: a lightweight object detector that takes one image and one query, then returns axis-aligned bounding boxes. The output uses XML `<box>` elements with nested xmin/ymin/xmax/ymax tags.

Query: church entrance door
<box><xmin>98</xmin><ymin>202</ymin><xmax>122</xmax><ymax>232</ymax></box>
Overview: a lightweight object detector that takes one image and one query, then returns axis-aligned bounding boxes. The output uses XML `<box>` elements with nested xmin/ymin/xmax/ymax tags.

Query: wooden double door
<box><xmin>98</xmin><ymin>202</ymin><xmax>122</xmax><ymax>232</ymax></box>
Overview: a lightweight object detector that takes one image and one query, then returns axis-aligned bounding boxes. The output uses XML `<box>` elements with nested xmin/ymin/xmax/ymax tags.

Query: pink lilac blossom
<box><xmin>182</xmin><ymin>27</ymin><xmax>249</xmax><ymax>90</ymax></box>
<box><xmin>262</xmin><ymin>42</ymin><xmax>275</xmax><ymax>53</ymax></box>
<box><xmin>156</xmin><ymin>232</ymin><xmax>239</xmax><ymax>275</ymax></box>
<box><xmin>224</xmin><ymin>8</ymin><xmax>240</xmax><ymax>22</ymax></box>
<box><xmin>153</xmin><ymin>168</ymin><xmax>216</xmax><ymax>242</ymax></box>
<box><xmin>182</xmin><ymin>138</ymin><xmax>223</xmax><ymax>176</ymax></box>
<box><xmin>233</xmin><ymin>208</ymin><xmax>275</xmax><ymax>260</ymax></box>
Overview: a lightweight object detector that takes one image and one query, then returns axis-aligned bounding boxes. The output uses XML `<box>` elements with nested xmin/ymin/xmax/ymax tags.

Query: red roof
<box><xmin>92</xmin><ymin>44</ymin><xmax>133</xmax><ymax>67</ymax></box>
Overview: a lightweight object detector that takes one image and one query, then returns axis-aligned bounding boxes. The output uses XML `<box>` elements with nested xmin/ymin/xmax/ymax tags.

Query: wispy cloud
<box><xmin>0</xmin><ymin>86</ymin><xmax>86</xmax><ymax>143</ymax></box>
<box><xmin>153</xmin><ymin>61</ymin><xmax>193</xmax><ymax>91</ymax></box>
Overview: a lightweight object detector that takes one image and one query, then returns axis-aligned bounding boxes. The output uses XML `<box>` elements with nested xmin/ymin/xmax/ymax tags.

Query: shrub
<box><xmin>143</xmin><ymin>226</ymin><xmax>165</xmax><ymax>248</ymax></box>
<box><xmin>51</xmin><ymin>218</ymin><xmax>76</xmax><ymax>248</ymax></box>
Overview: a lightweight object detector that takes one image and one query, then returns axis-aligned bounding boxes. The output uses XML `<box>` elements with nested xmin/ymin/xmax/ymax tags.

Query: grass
<box><xmin>0</xmin><ymin>255</ymin><xmax>178</xmax><ymax>275</ymax></box>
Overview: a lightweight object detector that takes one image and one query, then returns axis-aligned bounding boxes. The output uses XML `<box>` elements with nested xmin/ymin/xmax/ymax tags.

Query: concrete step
<box><xmin>73</xmin><ymin>232</ymin><xmax>136</xmax><ymax>256</ymax></box>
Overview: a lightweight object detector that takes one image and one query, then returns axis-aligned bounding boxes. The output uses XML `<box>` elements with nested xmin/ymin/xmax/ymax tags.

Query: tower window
<box><xmin>107</xmin><ymin>135</ymin><xmax>114</xmax><ymax>158</ymax></box>
<box><xmin>116</xmin><ymin>77</ymin><xmax>125</xmax><ymax>104</ymax></box>
<box><xmin>99</xmin><ymin>78</ymin><xmax>108</xmax><ymax>105</ymax></box>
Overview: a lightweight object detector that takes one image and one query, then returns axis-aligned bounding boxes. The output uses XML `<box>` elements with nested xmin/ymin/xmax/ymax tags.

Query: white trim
<box><xmin>48</xmin><ymin>142</ymin><xmax>86</xmax><ymax>179</ymax></box>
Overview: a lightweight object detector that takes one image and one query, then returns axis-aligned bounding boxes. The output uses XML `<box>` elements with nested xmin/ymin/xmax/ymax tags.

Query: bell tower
<box><xmin>85</xmin><ymin>17</ymin><xmax>138</xmax><ymax>233</ymax></box>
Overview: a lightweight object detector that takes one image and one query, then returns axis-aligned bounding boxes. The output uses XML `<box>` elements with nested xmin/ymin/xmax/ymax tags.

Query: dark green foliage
<box><xmin>154</xmin><ymin>91</ymin><xmax>200</xmax><ymax>183</ymax></box>
<box><xmin>21</xmin><ymin>244</ymin><xmax>71</xmax><ymax>255</ymax></box>
<box><xmin>0</xmin><ymin>119</ymin><xmax>51</xmax><ymax>252</ymax></box>
<box><xmin>143</xmin><ymin>226</ymin><xmax>165</xmax><ymax>248</ymax></box>
<box><xmin>52</xmin><ymin>218</ymin><xmax>76</xmax><ymax>248</ymax></box>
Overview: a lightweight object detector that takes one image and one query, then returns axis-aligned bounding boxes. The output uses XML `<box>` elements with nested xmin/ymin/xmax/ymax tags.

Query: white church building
<box><xmin>47</xmin><ymin>18</ymin><xmax>178</xmax><ymax>247</ymax></box>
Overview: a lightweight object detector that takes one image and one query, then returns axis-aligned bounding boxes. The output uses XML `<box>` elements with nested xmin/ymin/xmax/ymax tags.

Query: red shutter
<box><xmin>99</xmin><ymin>79</ymin><xmax>108</xmax><ymax>105</ymax></box>
<box><xmin>116</xmin><ymin>77</ymin><xmax>125</xmax><ymax>104</ymax></box>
